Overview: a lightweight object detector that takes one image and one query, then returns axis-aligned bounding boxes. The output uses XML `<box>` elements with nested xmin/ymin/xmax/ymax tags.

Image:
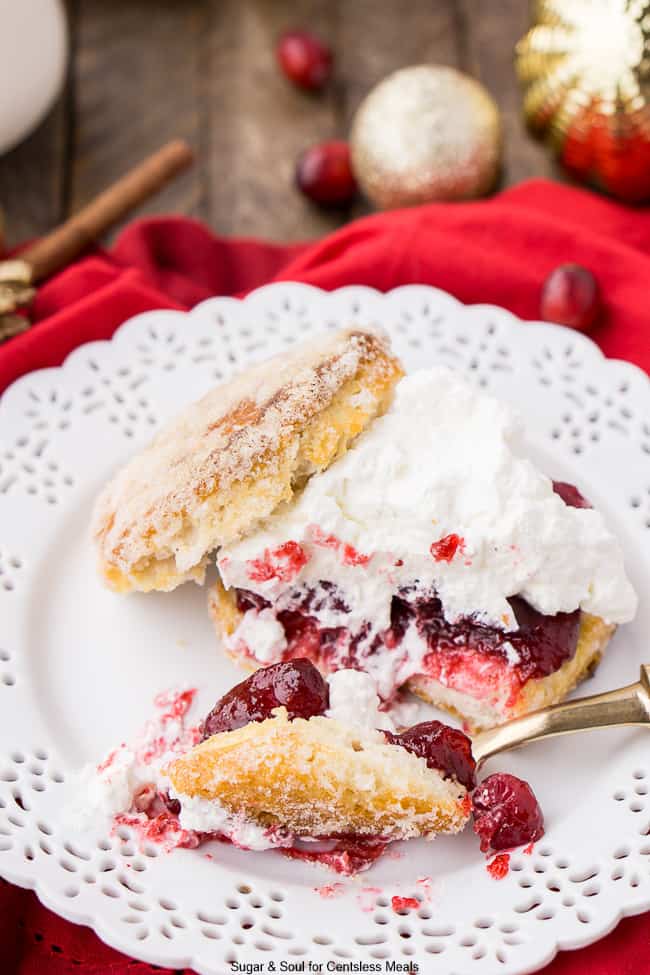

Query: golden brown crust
<box><xmin>93</xmin><ymin>328</ymin><xmax>403</xmax><ymax>593</ymax></box>
<box><xmin>166</xmin><ymin>709</ymin><xmax>469</xmax><ymax>840</ymax></box>
<box><xmin>208</xmin><ymin>577</ymin><xmax>242</xmax><ymax>639</ymax></box>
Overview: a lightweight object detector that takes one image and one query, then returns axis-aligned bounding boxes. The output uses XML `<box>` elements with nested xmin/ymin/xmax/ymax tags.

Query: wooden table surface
<box><xmin>0</xmin><ymin>0</ymin><xmax>559</xmax><ymax>249</ymax></box>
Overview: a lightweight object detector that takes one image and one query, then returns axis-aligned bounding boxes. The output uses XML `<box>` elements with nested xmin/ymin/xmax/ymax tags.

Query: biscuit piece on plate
<box><xmin>165</xmin><ymin>665</ymin><xmax>471</xmax><ymax>872</ymax></box>
<box><xmin>93</xmin><ymin>327</ymin><xmax>402</xmax><ymax>593</ymax></box>
<box><xmin>167</xmin><ymin>710</ymin><xmax>469</xmax><ymax>842</ymax></box>
<box><xmin>73</xmin><ymin>663</ymin><xmax>472</xmax><ymax>875</ymax></box>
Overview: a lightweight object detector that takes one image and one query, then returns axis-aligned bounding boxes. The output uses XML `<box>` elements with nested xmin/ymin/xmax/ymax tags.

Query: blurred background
<box><xmin>0</xmin><ymin>0</ymin><xmax>563</xmax><ymax>247</ymax></box>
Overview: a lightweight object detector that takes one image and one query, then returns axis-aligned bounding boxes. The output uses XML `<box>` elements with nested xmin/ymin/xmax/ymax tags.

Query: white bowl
<box><xmin>0</xmin><ymin>0</ymin><xmax>68</xmax><ymax>156</ymax></box>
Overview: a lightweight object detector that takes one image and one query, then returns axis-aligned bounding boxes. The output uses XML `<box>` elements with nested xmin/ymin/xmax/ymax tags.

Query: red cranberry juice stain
<box><xmin>487</xmin><ymin>852</ymin><xmax>510</xmax><ymax>879</ymax></box>
<box><xmin>391</xmin><ymin>895</ymin><xmax>420</xmax><ymax>912</ymax></box>
<box><xmin>314</xmin><ymin>883</ymin><xmax>345</xmax><ymax>898</ymax></box>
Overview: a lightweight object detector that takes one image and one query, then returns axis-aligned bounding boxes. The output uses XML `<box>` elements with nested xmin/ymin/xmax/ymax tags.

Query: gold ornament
<box><xmin>0</xmin><ymin>314</ymin><xmax>30</xmax><ymax>342</ymax></box>
<box><xmin>350</xmin><ymin>66</ymin><xmax>501</xmax><ymax>210</ymax></box>
<box><xmin>516</xmin><ymin>0</ymin><xmax>650</xmax><ymax>202</ymax></box>
<box><xmin>0</xmin><ymin>260</ymin><xmax>34</xmax><ymax>313</ymax></box>
<box><xmin>0</xmin><ymin>259</ymin><xmax>34</xmax><ymax>343</ymax></box>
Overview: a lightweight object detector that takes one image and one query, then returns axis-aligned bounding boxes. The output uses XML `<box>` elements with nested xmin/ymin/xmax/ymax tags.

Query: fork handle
<box><xmin>472</xmin><ymin>665</ymin><xmax>650</xmax><ymax>767</ymax></box>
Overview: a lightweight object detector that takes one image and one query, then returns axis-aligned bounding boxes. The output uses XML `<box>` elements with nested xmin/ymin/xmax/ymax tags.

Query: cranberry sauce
<box><xmin>408</xmin><ymin>593</ymin><xmax>581</xmax><ymax>683</ymax></box>
<box><xmin>232</xmin><ymin>481</ymin><xmax>588</xmax><ymax>686</ymax></box>
<box><xmin>237</xmin><ymin>582</ymin><xmax>348</xmax><ymax>618</ymax></box>
<box><xmin>384</xmin><ymin>721</ymin><xmax>476</xmax><ymax>789</ymax></box>
<box><xmin>237</xmin><ymin>586</ymin><xmax>346</xmax><ymax>665</ymax></box>
<box><xmin>237</xmin><ymin>585</ymin><xmax>580</xmax><ymax>685</ymax></box>
<box><xmin>283</xmin><ymin>835</ymin><xmax>390</xmax><ymax>875</ymax></box>
<box><xmin>472</xmin><ymin>773</ymin><xmax>545</xmax><ymax>853</ymax></box>
<box><xmin>201</xmin><ymin>659</ymin><xmax>329</xmax><ymax>740</ymax></box>
<box><xmin>236</xmin><ymin>588</ymin><xmax>271</xmax><ymax>613</ymax></box>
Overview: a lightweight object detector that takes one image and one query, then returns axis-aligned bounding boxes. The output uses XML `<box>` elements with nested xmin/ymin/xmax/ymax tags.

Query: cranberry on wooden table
<box><xmin>276</xmin><ymin>30</ymin><xmax>332</xmax><ymax>91</ymax></box>
<box><xmin>540</xmin><ymin>263</ymin><xmax>602</xmax><ymax>332</ymax></box>
<box><xmin>295</xmin><ymin>141</ymin><xmax>357</xmax><ymax>206</ymax></box>
<box><xmin>202</xmin><ymin>658</ymin><xmax>329</xmax><ymax>739</ymax></box>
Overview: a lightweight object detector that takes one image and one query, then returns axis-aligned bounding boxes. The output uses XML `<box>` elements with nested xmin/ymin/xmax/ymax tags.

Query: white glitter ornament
<box><xmin>350</xmin><ymin>65</ymin><xmax>501</xmax><ymax>209</ymax></box>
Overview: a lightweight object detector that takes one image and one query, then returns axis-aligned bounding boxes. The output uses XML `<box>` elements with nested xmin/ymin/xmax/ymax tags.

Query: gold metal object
<box><xmin>350</xmin><ymin>65</ymin><xmax>501</xmax><ymax>209</ymax></box>
<box><xmin>515</xmin><ymin>0</ymin><xmax>650</xmax><ymax>201</ymax></box>
<box><xmin>473</xmin><ymin>665</ymin><xmax>650</xmax><ymax>767</ymax></box>
<box><xmin>0</xmin><ymin>259</ymin><xmax>32</xmax><ymax>284</ymax></box>
<box><xmin>0</xmin><ymin>314</ymin><xmax>30</xmax><ymax>342</ymax></box>
<box><xmin>0</xmin><ymin>259</ymin><xmax>35</xmax><ymax>338</ymax></box>
<box><xmin>0</xmin><ymin>259</ymin><xmax>34</xmax><ymax>315</ymax></box>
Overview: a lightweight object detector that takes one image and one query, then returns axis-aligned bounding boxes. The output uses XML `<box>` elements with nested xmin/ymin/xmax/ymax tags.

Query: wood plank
<box><xmin>0</xmin><ymin>0</ymin><xmax>74</xmax><ymax>253</ymax></box>
<box><xmin>338</xmin><ymin>0</ymin><xmax>462</xmax><ymax>218</ymax></box>
<box><xmin>0</xmin><ymin>98</ymin><xmax>69</xmax><ymax>248</ymax></box>
<box><xmin>457</xmin><ymin>0</ymin><xmax>559</xmax><ymax>187</ymax></box>
<box><xmin>0</xmin><ymin>0</ymin><xmax>564</xmax><ymax>253</ymax></box>
<box><xmin>69</xmin><ymin>0</ymin><xmax>207</xmax><ymax>237</ymax></box>
<box><xmin>338</xmin><ymin>0</ymin><xmax>461</xmax><ymax>122</ymax></box>
<box><xmin>205</xmin><ymin>0</ymin><xmax>346</xmax><ymax>240</ymax></box>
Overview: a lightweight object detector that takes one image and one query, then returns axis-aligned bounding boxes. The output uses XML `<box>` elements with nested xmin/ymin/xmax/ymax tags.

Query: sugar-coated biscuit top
<box><xmin>92</xmin><ymin>327</ymin><xmax>403</xmax><ymax>593</ymax></box>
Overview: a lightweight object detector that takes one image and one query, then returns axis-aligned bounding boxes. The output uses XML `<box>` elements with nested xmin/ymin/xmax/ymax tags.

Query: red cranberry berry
<box><xmin>201</xmin><ymin>659</ymin><xmax>329</xmax><ymax>739</ymax></box>
<box><xmin>247</xmin><ymin>541</ymin><xmax>309</xmax><ymax>583</ymax></box>
<box><xmin>295</xmin><ymin>141</ymin><xmax>357</xmax><ymax>206</ymax></box>
<box><xmin>276</xmin><ymin>30</ymin><xmax>333</xmax><ymax>91</ymax></box>
<box><xmin>385</xmin><ymin>720</ymin><xmax>476</xmax><ymax>790</ymax></box>
<box><xmin>472</xmin><ymin>773</ymin><xmax>544</xmax><ymax>853</ymax></box>
<box><xmin>430</xmin><ymin>533</ymin><xmax>464</xmax><ymax>563</ymax></box>
<box><xmin>552</xmin><ymin>480</ymin><xmax>591</xmax><ymax>509</ymax></box>
<box><xmin>160</xmin><ymin>792</ymin><xmax>181</xmax><ymax>816</ymax></box>
<box><xmin>540</xmin><ymin>264</ymin><xmax>601</xmax><ymax>332</ymax></box>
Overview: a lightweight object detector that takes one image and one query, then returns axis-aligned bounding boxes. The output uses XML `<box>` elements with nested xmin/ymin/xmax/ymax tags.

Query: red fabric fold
<box><xmin>0</xmin><ymin>178</ymin><xmax>648</xmax><ymax>973</ymax></box>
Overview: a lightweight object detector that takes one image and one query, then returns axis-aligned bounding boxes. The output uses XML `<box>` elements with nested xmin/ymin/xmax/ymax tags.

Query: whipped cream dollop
<box><xmin>65</xmin><ymin>689</ymin><xmax>200</xmax><ymax>833</ymax></box>
<box><xmin>68</xmin><ymin>745</ymin><xmax>144</xmax><ymax>831</ymax></box>
<box><xmin>326</xmin><ymin>669</ymin><xmax>395</xmax><ymax>732</ymax></box>
<box><xmin>65</xmin><ymin>689</ymin><xmax>280</xmax><ymax>852</ymax></box>
<box><xmin>169</xmin><ymin>790</ymin><xmax>292</xmax><ymax>850</ymax></box>
<box><xmin>218</xmin><ymin>367</ymin><xmax>637</xmax><ymax>641</ymax></box>
<box><xmin>233</xmin><ymin>607</ymin><xmax>287</xmax><ymax>662</ymax></box>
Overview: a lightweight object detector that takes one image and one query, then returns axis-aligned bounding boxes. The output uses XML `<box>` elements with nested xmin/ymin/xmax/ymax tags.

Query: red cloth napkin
<box><xmin>0</xmin><ymin>178</ymin><xmax>648</xmax><ymax>974</ymax></box>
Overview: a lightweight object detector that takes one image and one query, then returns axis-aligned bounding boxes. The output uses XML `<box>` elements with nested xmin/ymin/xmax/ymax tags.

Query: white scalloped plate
<box><xmin>0</xmin><ymin>283</ymin><xmax>649</xmax><ymax>975</ymax></box>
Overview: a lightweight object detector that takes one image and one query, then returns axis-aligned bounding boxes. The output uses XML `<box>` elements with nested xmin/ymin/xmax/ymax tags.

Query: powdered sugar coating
<box><xmin>93</xmin><ymin>327</ymin><xmax>401</xmax><ymax>592</ymax></box>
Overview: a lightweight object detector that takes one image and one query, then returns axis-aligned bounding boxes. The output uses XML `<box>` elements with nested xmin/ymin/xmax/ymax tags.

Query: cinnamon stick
<box><xmin>21</xmin><ymin>139</ymin><xmax>194</xmax><ymax>281</ymax></box>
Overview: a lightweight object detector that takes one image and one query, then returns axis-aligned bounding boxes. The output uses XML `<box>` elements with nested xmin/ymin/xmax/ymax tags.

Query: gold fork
<box><xmin>472</xmin><ymin>665</ymin><xmax>650</xmax><ymax>767</ymax></box>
